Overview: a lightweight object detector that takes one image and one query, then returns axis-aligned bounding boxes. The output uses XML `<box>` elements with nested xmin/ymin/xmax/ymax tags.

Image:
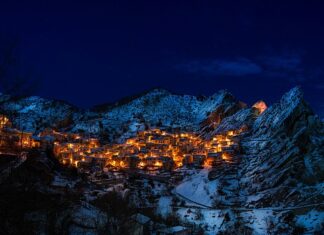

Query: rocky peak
<box><xmin>210</xmin><ymin>89</ymin><xmax>236</xmax><ymax>103</ymax></box>
<box><xmin>239</xmin><ymin>87</ymin><xmax>324</xmax><ymax>207</ymax></box>
<box><xmin>199</xmin><ymin>90</ymin><xmax>247</xmax><ymax>138</ymax></box>
<box><xmin>251</xmin><ymin>87</ymin><xmax>318</xmax><ymax>138</ymax></box>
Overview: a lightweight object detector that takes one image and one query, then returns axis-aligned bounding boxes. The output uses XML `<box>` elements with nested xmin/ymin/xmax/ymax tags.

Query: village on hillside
<box><xmin>0</xmin><ymin>113</ymin><xmax>251</xmax><ymax>234</ymax></box>
<box><xmin>0</xmin><ymin>114</ymin><xmax>245</xmax><ymax>174</ymax></box>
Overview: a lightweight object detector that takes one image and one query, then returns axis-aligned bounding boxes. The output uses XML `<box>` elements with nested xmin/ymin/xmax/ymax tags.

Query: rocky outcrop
<box><xmin>199</xmin><ymin>87</ymin><xmax>323</xmax><ymax>209</ymax></box>
<box><xmin>201</xmin><ymin>107</ymin><xmax>256</xmax><ymax>139</ymax></box>
<box><xmin>199</xmin><ymin>91</ymin><xmax>246</xmax><ymax>138</ymax></box>
<box><xmin>239</xmin><ymin>87</ymin><xmax>324</xmax><ymax>207</ymax></box>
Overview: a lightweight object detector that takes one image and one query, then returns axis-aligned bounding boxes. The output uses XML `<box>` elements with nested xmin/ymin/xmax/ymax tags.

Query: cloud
<box><xmin>176</xmin><ymin>53</ymin><xmax>309</xmax><ymax>82</ymax></box>
<box><xmin>259</xmin><ymin>54</ymin><xmax>302</xmax><ymax>71</ymax></box>
<box><xmin>176</xmin><ymin>58</ymin><xmax>262</xmax><ymax>77</ymax></box>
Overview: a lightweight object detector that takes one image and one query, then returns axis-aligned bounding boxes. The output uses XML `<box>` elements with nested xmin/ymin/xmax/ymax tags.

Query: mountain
<box><xmin>0</xmin><ymin>95</ymin><xmax>80</xmax><ymax>132</ymax></box>
<box><xmin>177</xmin><ymin>87</ymin><xmax>324</xmax><ymax>233</ymax></box>
<box><xmin>0</xmin><ymin>87</ymin><xmax>323</xmax><ymax>234</ymax></box>
<box><xmin>240</xmin><ymin>87</ymin><xmax>324</xmax><ymax>206</ymax></box>
<box><xmin>203</xmin><ymin>87</ymin><xmax>323</xmax><ymax>205</ymax></box>
<box><xmin>0</xmin><ymin>88</ymin><xmax>245</xmax><ymax>142</ymax></box>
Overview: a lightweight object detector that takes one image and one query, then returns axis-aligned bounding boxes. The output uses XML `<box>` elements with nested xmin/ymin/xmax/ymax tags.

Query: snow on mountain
<box><xmin>72</xmin><ymin>88</ymin><xmax>243</xmax><ymax>142</ymax></box>
<box><xmin>175</xmin><ymin>169</ymin><xmax>219</xmax><ymax>207</ymax></box>
<box><xmin>1</xmin><ymin>87</ymin><xmax>323</xmax><ymax>234</ymax></box>
<box><xmin>0</xmin><ymin>88</ymin><xmax>244</xmax><ymax>142</ymax></box>
<box><xmin>201</xmin><ymin>107</ymin><xmax>256</xmax><ymax>139</ymax></box>
<box><xmin>0</xmin><ymin>95</ymin><xmax>80</xmax><ymax>132</ymax></box>
<box><xmin>239</xmin><ymin>87</ymin><xmax>324</xmax><ymax>207</ymax></box>
<box><xmin>196</xmin><ymin>87</ymin><xmax>324</xmax><ymax>208</ymax></box>
<box><xmin>173</xmin><ymin>87</ymin><xmax>324</xmax><ymax>233</ymax></box>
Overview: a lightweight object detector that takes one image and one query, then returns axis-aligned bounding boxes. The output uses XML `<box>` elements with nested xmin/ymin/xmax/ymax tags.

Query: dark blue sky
<box><xmin>0</xmin><ymin>0</ymin><xmax>323</xmax><ymax>115</ymax></box>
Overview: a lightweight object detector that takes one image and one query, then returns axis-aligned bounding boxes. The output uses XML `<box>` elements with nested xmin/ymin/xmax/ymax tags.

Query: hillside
<box><xmin>0</xmin><ymin>88</ymin><xmax>243</xmax><ymax>142</ymax></box>
<box><xmin>0</xmin><ymin>87</ymin><xmax>323</xmax><ymax>234</ymax></box>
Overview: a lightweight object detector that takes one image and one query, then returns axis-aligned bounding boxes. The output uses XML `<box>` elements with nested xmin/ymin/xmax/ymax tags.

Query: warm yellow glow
<box><xmin>0</xmin><ymin>116</ymin><xmax>9</xmax><ymax>128</ymax></box>
<box><xmin>32</xmin><ymin>123</ymin><xmax>243</xmax><ymax>171</ymax></box>
<box><xmin>253</xmin><ymin>101</ymin><xmax>267</xmax><ymax>114</ymax></box>
<box><xmin>176</xmin><ymin>162</ymin><xmax>183</xmax><ymax>168</ymax></box>
<box><xmin>120</xmin><ymin>161</ymin><xmax>125</xmax><ymax>167</ymax></box>
<box><xmin>154</xmin><ymin>161</ymin><xmax>163</xmax><ymax>167</ymax></box>
<box><xmin>138</xmin><ymin>161</ymin><xmax>146</xmax><ymax>167</ymax></box>
<box><xmin>221</xmin><ymin>153</ymin><xmax>231</xmax><ymax>162</ymax></box>
<box><xmin>203</xmin><ymin>160</ymin><xmax>212</xmax><ymax>168</ymax></box>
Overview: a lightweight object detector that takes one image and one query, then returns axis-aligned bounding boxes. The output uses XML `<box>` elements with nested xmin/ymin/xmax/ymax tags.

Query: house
<box><xmin>182</xmin><ymin>154</ymin><xmax>193</xmax><ymax>165</ymax></box>
<box><xmin>157</xmin><ymin>226</ymin><xmax>190</xmax><ymax>235</ymax></box>
<box><xmin>158</xmin><ymin>156</ymin><xmax>174</xmax><ymax>171</ymax></box>
<box><xmin>206</xmin><ymin>152</ymin><xmax>222</xmax><ymax>166</ymax></box>
<box><xmin>0</xmin><ymin>115</ymin><xmax>11</xmax><ymax>129</ymax></box>
<box><xmin>128</xmin><ymin>155</ymin><xmax>140</xmax><ymax>169</ymax></box>
<box><xmin>192</xmin><ymin>154</ymin><xmax>205</xmax><ymax>166</ymax></box>
<box><xmin>221</xmin><ymin>146</ymin><xmax>235</xmax><ymax>155</ymax></box>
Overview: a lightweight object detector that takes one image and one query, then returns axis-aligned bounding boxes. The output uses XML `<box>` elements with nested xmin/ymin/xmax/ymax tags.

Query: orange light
<box><xmin>154</xmin><ymin>161</ymin><xmax>163</xmax><ymax>167</ymax></box>
<box><xmin>221</xmin><ymin>153</ymin><xmax>231</xmax><ymax>162</ymax></box>
<box><xmin>253</xmin><ymin>101</ymin><xmax>267</xmax><ymax>114</ymax></box>
<box><xmin>138</xmin><ymin>161</ymin><xmax>145</xmax><ymax>167</ymax></box>
<box><xmin>120</xmin><ymin>161</ymin><xmax>126</xmax><ymax>167</ymax></box>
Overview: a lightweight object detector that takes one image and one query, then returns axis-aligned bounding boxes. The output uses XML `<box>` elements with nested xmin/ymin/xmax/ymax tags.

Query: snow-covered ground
<box><xmin>156</xmin><ymin>196</ymin><xmax>172</xmax><ymax>219</ymax></box>
<box><xmin>175</xmin><ymin>168</ymin><xmax>218</xmax><ymax>207</ymax></box>
<box><xmin>240</xmin><ymin>210</ymin><xmax>274</xmax><ymax>234</ymax></box>
<box><xmin>175</xmin><ymin>208</ymin><xmax>278</xmax><ymax>235</ymax></box>
<box><xmin>296</xmin><ymin>210</ymin><xmax>324</xmax><ymax>233</ymax></box>
<box><xmin>176</xmin><ymin>208</ymin><xmax>223</xmax><ymax>234</ymax></box>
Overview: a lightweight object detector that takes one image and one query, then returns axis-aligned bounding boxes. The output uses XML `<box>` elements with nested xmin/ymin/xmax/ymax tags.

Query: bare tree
<box><xmin>0</xmin><ymin>36</ymin><xmax>41</xmax><ymax>97</ymax></box>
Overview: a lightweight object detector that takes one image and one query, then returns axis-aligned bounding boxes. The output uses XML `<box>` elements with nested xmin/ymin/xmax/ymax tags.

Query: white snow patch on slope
<box><xmin>241</xmin><ymin>210</ymin><xmax>274</xmax><ymax>235</ymax></box>
<box><xmin>156</xmin><ymin>196</ymin><xmax>172</xmax><ymax>218</ymax></box>
<box><xmin>177</xmin><ymin>208</ymin><xmax>223</xmax><ymax>235</ymax></box>
<box><xmin>296</xmin><ymin>210</ymin><xmax>324</xmax><ymax>233</ymax></box>
<box><xmin>176</xmin><ymin>169</ymin><xmax>218</xmax><ymax>207</ymax></box>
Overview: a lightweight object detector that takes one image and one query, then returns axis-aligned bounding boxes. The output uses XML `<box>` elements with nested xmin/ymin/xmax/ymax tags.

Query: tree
<box><xmin>0</xmin><ymin>36</ymin><xmax>41</xmax><ymax>97</ymax></box>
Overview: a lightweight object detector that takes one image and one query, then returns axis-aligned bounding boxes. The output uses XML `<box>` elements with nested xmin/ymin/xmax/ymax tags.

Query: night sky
<box><xmin>0</xmin><ymin>1</ymin><xmax>323</xmax><ymax>116</ymax></box>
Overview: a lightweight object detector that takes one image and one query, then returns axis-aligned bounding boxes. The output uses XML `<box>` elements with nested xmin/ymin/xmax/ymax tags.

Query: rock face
<box><xmin>199</xmin><ymin>91</ymin><xmax>247</xmax><ymax>138</ymax></box>
<box><xmin>202</xmin><ymin>87</ymin><xmax>324</xmax><ymax>209</ymax></box>
<box><xmin>239</xmin><ymin>87</ymin><xmax>324</xmax><ymax>207</ymax></box>
<box><xmin>201</xmin><ymin>107</ymin><xmax>255</xmax><ymax>139</ymax></box>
